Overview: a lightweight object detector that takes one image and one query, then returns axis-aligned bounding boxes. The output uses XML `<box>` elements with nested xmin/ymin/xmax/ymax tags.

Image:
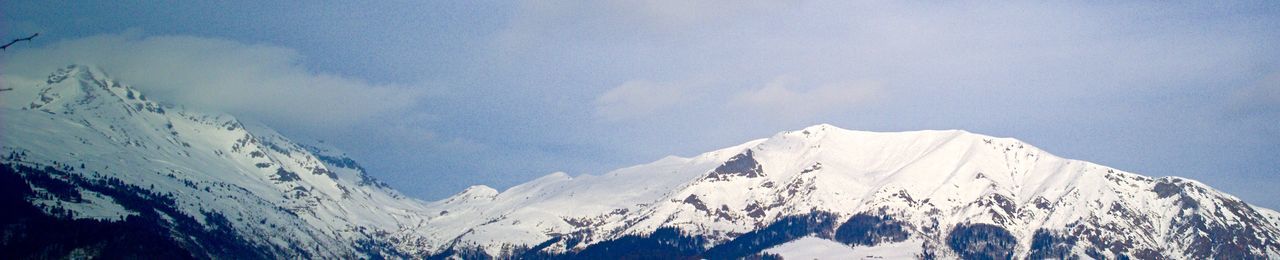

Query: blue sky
<box><xmin>3</xmin><ymin>1</ymin><xmax>1279</xmax><ymax>209</ymax></box>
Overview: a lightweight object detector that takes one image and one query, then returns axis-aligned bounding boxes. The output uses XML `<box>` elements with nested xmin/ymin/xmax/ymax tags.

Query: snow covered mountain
<box><xmin>3</xmin><ymin>65</ymin><xmax>1278</xmax><ymax>259</ymax></box>
<box><xmin>0</xmin><ymin>65</ymin><xmax>437</xmax><ymax>258</ymax></box>
<box><xmin>417</xmin><ymin>124</ymin><xmax>1280</xmax><ymax>259</ymax></box>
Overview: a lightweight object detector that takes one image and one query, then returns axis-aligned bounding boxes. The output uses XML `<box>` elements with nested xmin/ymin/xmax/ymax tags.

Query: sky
<box><xmin>2</xmin><ymin>1</ymin><xmax>1279</xmax><ymax>209</ymax></box>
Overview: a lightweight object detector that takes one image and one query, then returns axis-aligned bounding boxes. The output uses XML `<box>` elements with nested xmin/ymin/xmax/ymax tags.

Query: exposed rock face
<box><xmin>705</xmin><ymin>150</ymin><xmax>765</xmax><ymax>181</ymax></box>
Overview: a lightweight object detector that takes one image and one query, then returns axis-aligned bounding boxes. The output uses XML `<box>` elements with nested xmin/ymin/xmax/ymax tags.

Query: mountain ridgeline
<box><xmin>2</xmin><ymin>65</ymin><xmax>1278</xmax><ymax>259</ymax></box>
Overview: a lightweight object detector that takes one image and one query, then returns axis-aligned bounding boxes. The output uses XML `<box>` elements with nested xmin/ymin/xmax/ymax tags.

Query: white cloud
<box><xmin>594</xmin><ymin>80</ymin><xmax>690</xmax><ymax>121</ymax></box>
<box><xmin>0</xmin><ymin>32</ymin><xmax>424</xmax><ymax>129</ymax></box>
<box><xmin>729</xmin><ymin>77</ymin><xmax>884</xmax><ymax>119</ymax></box>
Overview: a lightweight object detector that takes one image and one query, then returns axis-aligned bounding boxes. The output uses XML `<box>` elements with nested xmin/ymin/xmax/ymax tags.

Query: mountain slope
<box><xmin>419</xmin><ymin>126</ymin><xmax>1280</xmax><ymax>258</ymax></box>
<box><xmin>3</xmin><ymin>65</ymin><xmax>1278</xmax><ymax>259</ymax></box>
<box><xmin>0</xmin><ymin>65</ymin><xmax>435</xmax><ymax>258</ymax></box>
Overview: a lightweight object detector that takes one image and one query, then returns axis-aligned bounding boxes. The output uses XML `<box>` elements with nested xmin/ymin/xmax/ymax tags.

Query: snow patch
<box><xmin>764</xmin><ymin>236</ymin><xmax>924</xmax><ymax>259</ymax></box>
<box><xmin>31</xmin><ymin>189</ymin><xmax>137</xmax><ymax>221</ymax></box>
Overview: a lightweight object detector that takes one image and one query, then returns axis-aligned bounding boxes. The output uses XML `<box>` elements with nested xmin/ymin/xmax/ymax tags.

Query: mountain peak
<box><xmin>779</xmin><ymin>124</ymin><xmax>979</xmax><ymax>143</ymax></box>
<box><xmin>405</xmin><ymin>120</ymin><xmax>1280</xmax><ymax>258</ymax></box>
<box><xmin>3</xmin><ymin>65</ymin><xmax>444</xmax><ymax>258</ymax></box>
<box><xmin>14</xmin><ymin>64</ymin><xmax>170</xmax><ymax>116</ymax></box>
<box><xmin>44</xmin><ymin>64</ymin><xmax>119</xmax><ymax>87</ymax></box>
<box><xmin>456</xmin><ymin>185</ymin><xmax>499</xmax><ymax>200</ymax></box>
<box><xmin>800</xmin><ymin>123</ymin><xmax>838</xmax><ymax>133</ymax></box>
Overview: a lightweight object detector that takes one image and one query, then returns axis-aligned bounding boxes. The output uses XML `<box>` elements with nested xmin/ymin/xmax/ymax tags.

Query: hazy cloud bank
<box><xmin>0</xmin><ymin>32</ymin><xmax>425</xmax><ymax>129</ymax></box>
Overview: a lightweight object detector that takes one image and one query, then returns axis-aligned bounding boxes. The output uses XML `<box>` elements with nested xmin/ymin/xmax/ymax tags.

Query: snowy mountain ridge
<box><xmin>2</xmin><ymin>65</ymin><xmax>1278</xmax><ymax>259</ymax></box>
<box><xmin>421</xmin><ymin>124</ymin><xmax>1280</xmax><ymax>259</ymax></box>
<box><xmin>1</xmin><ymin>65</ymin><xmax>436</xmax><ymax>258</ymax></box>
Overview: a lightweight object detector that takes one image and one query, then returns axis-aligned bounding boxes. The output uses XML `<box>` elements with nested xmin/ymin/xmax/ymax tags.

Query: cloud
<box><xmin>594</xmin><ymin>80</ymin><xmax>690</xmax><ymax>121</ymax></box>
<box><xmin>729</xmin><ymin>77</ymin><xmax>883</xmax><ymax>120</ymax></box>
<box><xmin>0</xmin><ymin>32</ymin><xmax>424</xmax><ymax>129</ymax></box>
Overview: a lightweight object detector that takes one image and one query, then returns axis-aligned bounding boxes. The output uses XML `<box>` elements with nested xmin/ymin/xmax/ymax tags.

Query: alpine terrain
<box><xmin>2</xmin><ymin>65</ymin><xmax>1279</xmax><ymax>259</ymax></box>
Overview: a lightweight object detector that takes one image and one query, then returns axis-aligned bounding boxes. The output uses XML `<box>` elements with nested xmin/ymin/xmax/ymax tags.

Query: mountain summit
<box><xmin>1</xmin><ymin>65</ymin><xmax>435</xmax><ymax>258</ymax></box>
<box><xmin>2</xmin><ymin>65</ymin><xmax>1278</xmax><ymax>259</ymax></box>
<box><xmin>417</xmin><ymin>122</ymin><xmax>1280</xmax><ymax>259</ymax></box>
